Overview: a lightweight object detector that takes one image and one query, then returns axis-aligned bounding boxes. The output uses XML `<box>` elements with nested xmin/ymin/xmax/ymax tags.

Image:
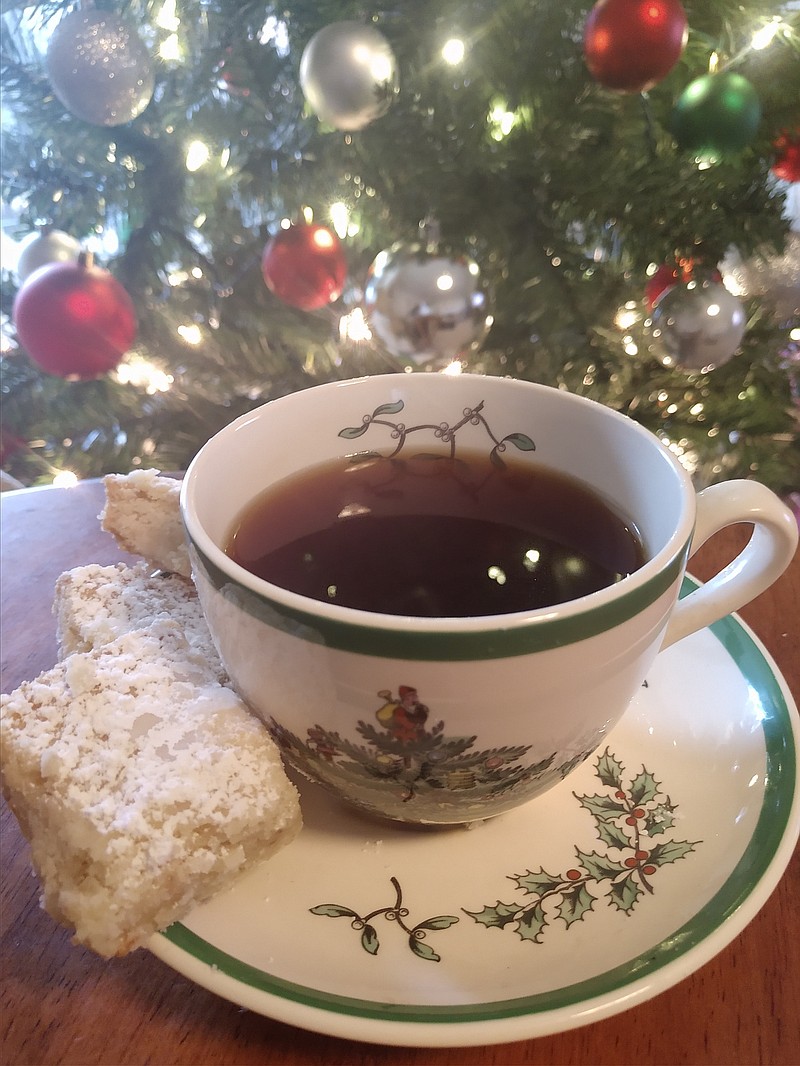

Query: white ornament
<box><xmin>17</xmin><ymin>229</ymin><xmax>81</xmax><ymax>282</ymax></box>
<box><xmin>299</xmin><ymin>21</ymin><xmax>398</xmax><ymax>132</ymax></box>
<box><xmin>649</xmin><ymin>279</ymin><xmax>746</xmax><ymax>372</ymax></box>
<box><xmin>46</xmin><ymin>9</ymin><xmax>154</xmax><ymax>126</ymax></box>
<box><xmin>364</xmin><ymin>242</ymin><xmax>491</xmax><ymax>367</ymax></box>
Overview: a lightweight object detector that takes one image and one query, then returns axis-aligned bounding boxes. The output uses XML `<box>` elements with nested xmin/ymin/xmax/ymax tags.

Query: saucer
<box><xmin>150</xmin><ymin>578</ymin><xmax>799</xmax><ymax>1047</ymax></box>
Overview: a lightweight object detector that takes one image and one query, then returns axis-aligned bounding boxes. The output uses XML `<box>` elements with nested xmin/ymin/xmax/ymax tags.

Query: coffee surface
<box><xmin>226</xmin><ymin>452</ymin><xmax>644</xmax><ymax>616</ymax></box>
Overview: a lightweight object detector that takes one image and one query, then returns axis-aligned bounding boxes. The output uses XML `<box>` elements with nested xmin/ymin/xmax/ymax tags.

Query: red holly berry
<box><xmin>635</xmin><ymin>849</ymin><xmax>649</xmax><ymax>860</ymax></box>
<box><xmin>633</xmin><ymin>808</ymin><xmax>645</xmax><ymax>818</ymax></box>
<box><xmin>565</xmin><ymin>869</ymin><xmax>582</xmax><ymax>881</ymax></box>
<box><xmin>625</xmin><ymin>815</ymin><xmax>637</xmax><ymax>825</ymax></box>
<box><xmin>624</xmin><ymin>856</ymin><xmax>638</xmax><ymax>868</ymax></box>
<box><xmin>643</xmin><ymin>864</ymin><xmax>657</xmax><ymax>875</ymax></box>
<box><xmin>615</xmin><ymin>790</ymin><xmax>626</xmax><ymax>799</ymax></box>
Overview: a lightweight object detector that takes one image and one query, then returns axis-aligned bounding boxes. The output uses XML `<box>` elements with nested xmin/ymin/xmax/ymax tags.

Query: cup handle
<box><xmin>661</xmin><ymin>480</ymin><xmax>798</xmax><ymax>650</ymax></box>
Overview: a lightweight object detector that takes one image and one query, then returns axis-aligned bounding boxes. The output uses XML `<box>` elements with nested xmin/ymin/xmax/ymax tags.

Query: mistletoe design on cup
<box><xmin>464</xmin><ymin>748</ymin><xmax>701</xmax><ymax>943</ymax></box>
<box><xmin>311</xmin><ymin>876</ymin><xmax>459</xmax><ymax>962</ymax></box>
<box><xmin>338</xmin><ymin>398</ymin><xmax>535</xmax><ymax>467</ymax></box>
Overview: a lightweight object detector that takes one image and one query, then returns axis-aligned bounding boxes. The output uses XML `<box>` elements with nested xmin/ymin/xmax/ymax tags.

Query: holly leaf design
<box><xmin>371</xmin><ymin>400</ymin><xmax>404</xmax><ymax>417</ymax></box>
<box><xmin>338</xmin><ymin>424</ymin><xmax>370</xmax><ymax>439</ymax></box>
<box><xmin>607</xmin><ymin>874</ymin><xmax>642</xmax><ymax>913</ymax></box>
<box><xmin>574</xmin><ymin>849</ymin><xmax>629</xmax><ymax>882</ymax></box>
<box><xmin>516</xmin><ymin>901</ymin><xmax>547</xmax><ymax>943</ymax></box>
<box><xmin>502</xmin><ymin>432</ymin><xmax>536</xmax><ymax>452</ymax></box>
<box><xmin>361</xmin><ymin>924</ymin><xmax>380</xmax><ymax>955</ymax></box>
<box><xmin>593</xmin><ymin>818</ymin><xmax>634</xmax><ymax>850</ymax></box>
<box><xmin>558</xmin><ymin>883</ymin><xmax>595</xmax><ymax>927</ymax></box>
<box><xmin>409</xmin><ymin>938</ymin><xmax>441</xmax><ymax>962</ymax></box>
<box><xmin>595</xmin><ymin>748</ymin><xmax>625</xmax><ymax>788</ymax></box>
<box><xmin>644</xmin><ymin>802</ymin><xmax>676</xmax><ymax>836</ymax></box>
<box><xmin>576</xmin><ymin>792</ymin><xmax>627</xmax><ymax>821</ymax></box>
<box><xmin>464</xmin><ymin>900</ymin><xmax>520</xmax><ymax>929</ymax></box>
<box><xmin>629</xmin><ymin>768</ymin><xmax>660</xmax><ymax>805</ymax></box>
<box><xmin>309</xmin><ymin>904</ymin><xmax>359</xmax><ymax>918</ymax></box>
<box><xmin>648</xmin><ymin>839</ymin><xmax>698</xmax><ymax>866</ymax></box>
<box><xmin>513</xmin><ymin>867</ymin><xmax>563</xmax><ymax>895</ymax></box>
<box><xmin>414</xmin><ymin>915</ymin><xmax>460</xmax><ymax>931</ymax></box>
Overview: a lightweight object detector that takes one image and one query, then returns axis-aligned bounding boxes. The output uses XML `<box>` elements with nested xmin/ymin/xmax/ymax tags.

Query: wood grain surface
<box><xmin>1</xmin><ymin>479</ymin><xmax>798</xmax><ymax>1066</ymax></box>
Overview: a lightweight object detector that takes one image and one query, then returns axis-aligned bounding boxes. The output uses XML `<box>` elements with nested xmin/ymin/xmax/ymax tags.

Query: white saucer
<box><xmin>150</xmin><ymin>578</ymin><xmax>799</xmax><ymax>1047</ymax></box>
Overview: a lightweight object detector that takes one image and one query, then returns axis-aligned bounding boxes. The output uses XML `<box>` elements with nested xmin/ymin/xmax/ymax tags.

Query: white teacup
<box><xmin>181</xmin><ymin>374</ymin><xmax>797</xmax><ymax>824</ymax></box>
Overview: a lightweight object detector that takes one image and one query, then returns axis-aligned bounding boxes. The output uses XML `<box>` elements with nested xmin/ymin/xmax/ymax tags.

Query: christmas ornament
<box><xmin>12</xmin><ymin>255</ymin><xmax>137</xmax><ymax>379</ymax></box>
<box><xmin>583</xmin><ymin>0</ymin><xmax>688</xmax><ymax>93</ymax></box>
<box><xmin>645</xmin><ymin>263</ymin><xmax>681</xmax><ymax>308</ymax></box>
<box><xmin>46</xmin><ymin>8</ymin><xmax>154</xmax><ymax>126</ymax></box>
<box><xmin>772</xmin><ymin>130</ymin><xmax>800</xmax><ymax>184</ymax></box>
<box><xmin>215</xmin><ymin>47</ymin><xmax>251</xmax><ymax>98</ymax></box>
<box><xmin>671</xmin><ymin>72</ymin><xmax>761</xmax><ymax>160</ymax></box>
<box><xmin>720</xmin><ymin>234</ymin><xmax>800</xmax><ymax>324</ymax></box>
<box><xmin>261</xmin><ymin>223</ymin><xmax>347</xmax><ymax>310</ymax></box>
<box><xmin>648</xmin><ymin>279</ymin><xmax>746</xmax><ymax>372</ymax></box>
<box><xmin>16</xmin><ymin>228</ymin><xmax>81</xmax><ymax>283</ymax></box>
<box><xmin>299</xmin><ymin>21</ymin><xmax>398</xmax><ymax>131</ymax></box>
<box><xmin>363</xmin><ymin>242</ymin><xmax>491</xmax><ymax>367</ymax></box>
<box><xmin>645</xmin><ymin>260</ymin><xmax>721</xmax><ymax>308</ymax></box>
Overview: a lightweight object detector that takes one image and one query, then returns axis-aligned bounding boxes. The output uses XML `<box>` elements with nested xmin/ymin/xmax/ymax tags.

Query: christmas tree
<box><xmin>1</xmin><ymin>0</ymin><xmax>798</xmax><ymax>493</ymax></box>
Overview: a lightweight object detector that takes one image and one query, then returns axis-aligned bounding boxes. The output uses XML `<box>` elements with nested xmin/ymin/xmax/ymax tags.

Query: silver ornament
<box><xmin>17</xmin><ymin>229</ymin><xmax>81</xmax><ymax>282</ymax></box>
<box><xmin>46</xmin><ymin>8</ymin><xmax>154</xmax><ymax>126</ymax></box>
<box><xmin>299</xmin><ymin>21</ymin><xmax>398</xmax><ymax>132</ymax></box>
<box><xmin>721</xmin><ymin>233</ymin><xmax>800</xmax><ymax>324</ymax></box>
<box><xmin>364</xmin><ymin>243</ymin><xmax>491</xmax><ymax>367</ymax></box>
<box><xmin>649</xmin><ymin>279</ymin><xmax>746</xmax><ymax>372</ymax></box>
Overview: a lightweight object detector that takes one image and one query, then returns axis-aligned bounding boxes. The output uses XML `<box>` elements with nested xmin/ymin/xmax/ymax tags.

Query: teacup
<box><xmin>180</xmin><ymin>374</ymin><xmax>797</xmax><ymax>824</ymax></box>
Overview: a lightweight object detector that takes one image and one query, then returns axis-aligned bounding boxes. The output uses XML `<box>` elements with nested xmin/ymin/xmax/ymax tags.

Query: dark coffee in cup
<box><xmin>225</xmin><ymin>451</ymin><xmax>644</xmax><ymax>617</ymax></box>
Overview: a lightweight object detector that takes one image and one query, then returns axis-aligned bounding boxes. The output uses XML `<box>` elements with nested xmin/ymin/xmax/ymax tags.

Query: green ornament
<box><xmin>671</xmin><ymin>72</ymin><xmax>761</xmax><ymax>161</ymax></box>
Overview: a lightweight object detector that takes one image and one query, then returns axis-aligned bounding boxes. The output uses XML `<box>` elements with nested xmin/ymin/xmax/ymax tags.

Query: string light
<box><xmin>751</xmin><ymin>17</ymin><xmax>783</xmax><ymax>50</ymax></box>
<box><xmin>339</xmin><ymin>307</ymin><xmax>372</xmax><ymax>343</ymax></box>
<box><xmin>330</xmin><ymin>202</ymin><xmax>350</xmax><ymax>239</ymax></box>
<box><xmin>52</xmin><ymin>470</ymin><xmax>79</xmax><ymax>488</ymax></box>
<box><xmin>442</xmin><ymin>38</ymin><xmax>465</xmax><ymax>65</ymax></box>
<box><xmin>177</xmin><ymin>324</ymin><xmax>203</xmax><ymax>344</ymax></box>
<box><xmin>185</xmin><ymin>141</ymin><xmax>210</xmax><ymax>172</ymax></box>
<box><xmin>488</xmin><ymin>102</ymin><xmax>517</xmax><ymax>140</ymax></box>
<box><xmin>155</xmin><ymin>0</ymin><xmax>179</xmax><ymax>32</ymax></box>
<box><xmin>115</xmin><ymin>356</ymin><xmax>174</xmax><ymax>394</ymax></box>
<box><xmin>615</xmin><ymin>302</ymin><xmax>640</xmax><ymax>330</ymax></box>
<box><xmin>441</xmin><ymin>359</ymin><xmax>464</xmax><ymax>375</ymax></box>
<box><xmin>159</xmin><ymin>34</ymin><xmax>181</xmax><ymax>61</ymax></box>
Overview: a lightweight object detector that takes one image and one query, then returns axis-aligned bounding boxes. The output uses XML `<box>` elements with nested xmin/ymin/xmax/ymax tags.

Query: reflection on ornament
<box><xmin>300</xmin><ymin>21</ymin><xmax>398</xmax><ymax>131</ymax></box>
<box><xmin>645</xmin><ymin>260</ymin><xmax>722</xmax><ymax>309</ymax></box>
<box><xmin>583</xmin><ymin>0</ymin><xmax>688</xmax><ymax>93</ymax></box>
<box><xmin>12</xmin><ymin>255</ymin><xmax>137</xmax><ymax>379</ymax></box>
<box><xmin>671</xmin><ymin>72</ymin><xmax>761</xmax><ymax>161</ymax></box>
<box><xmin>720</xmin><ymin>235</ymin><xmax>800</xmax><ymax>323</ymax></box>
<box><xmin>17</xmin><ymin>229</ymin><xmax>81</xmax><ymax>282</ymax></box>
<box><xmin>46</xmin><ymin>8</ymin><xmax>154</xmax><ymax>126</ymax></box>
<box><xmin>648</xmin><ymin>280</ymin><xmax>746</xmax><ymax>372</ymax></box>
<box><xmin>364</xmin><ymin>243</ymin><xmax>491</xmax><ymax>367</ymax></box>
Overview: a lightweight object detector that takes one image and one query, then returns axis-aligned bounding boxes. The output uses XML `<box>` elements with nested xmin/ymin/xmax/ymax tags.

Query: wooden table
<box><xmin>2</xmin><ymin>479</ymin><xmax>798</xmax><ymax>1066</ymax></box>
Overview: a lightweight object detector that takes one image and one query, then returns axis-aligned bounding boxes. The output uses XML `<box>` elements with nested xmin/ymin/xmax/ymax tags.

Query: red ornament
<box><xmin>12</xmin><ymin>256</ymin><xmax>136</xmax><ymax>379</ymax></box>
<box><xmin>583</xmin><ymin>0</ymin><xmax>688</xmax><ymax>93</ymax></box>
<box><xmin>645</xmin><ymin>259</ymin><xmax>721</xmax><ymax>308</ymax></box>
<box><xmin>772</xmin><ymin>130</ymin><xmax>800</xmax><ymax>184</ymax></box>
<box><xmin>645</xmin><ymin>263</ymin><xmax>681</xmax><ymax>308</ymax></box>
<box><xmin>261</xmin><ymin>223</ymin><xmax>347</xmax><ymax>311</ymax></box>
